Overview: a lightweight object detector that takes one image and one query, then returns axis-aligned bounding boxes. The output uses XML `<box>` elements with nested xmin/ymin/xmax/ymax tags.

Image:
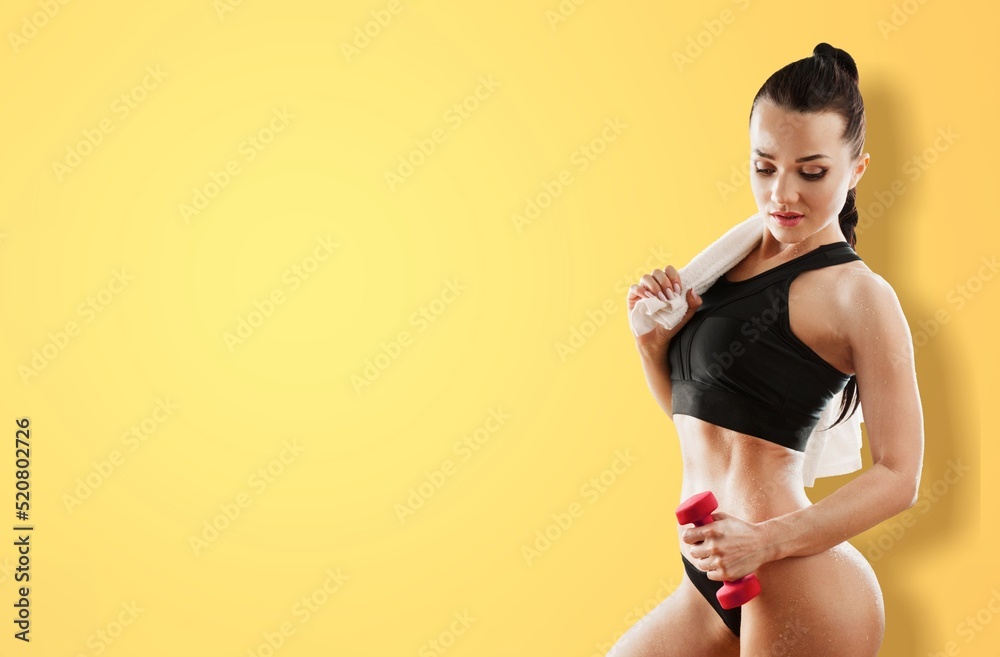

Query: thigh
<box><xmin>606</xmin><ymin>576</ymin><xmax>740</xmax><ymax>657</ymax></box>
<box><xmin>740</xmin><ymin>543</ymin><xmax>884</xmax><ymax>657</ymax></box>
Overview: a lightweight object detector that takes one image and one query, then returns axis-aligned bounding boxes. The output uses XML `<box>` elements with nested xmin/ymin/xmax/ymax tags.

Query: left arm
<box><xmin>686</xmin><ymin>272</ymin><xmax>925</xmax><ymax>580</ymax></box>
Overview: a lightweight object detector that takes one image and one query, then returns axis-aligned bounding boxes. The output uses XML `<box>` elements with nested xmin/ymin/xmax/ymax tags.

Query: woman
<box><xmin>613</xmin><ymin>43</ymin><xmax>924</xmax><ymax>656</ymax></box>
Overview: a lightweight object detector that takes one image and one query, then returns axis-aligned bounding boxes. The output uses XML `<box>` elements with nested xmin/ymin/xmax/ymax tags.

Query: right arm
<box><xmin>636</xmin><ymin>341</ymin><xmax>675</xmax><ymax>418</ymax></box>
<box><xmin>627</xmin><ymin>264</ymin><xmax>703</xmax><ymax>418</ymax></box>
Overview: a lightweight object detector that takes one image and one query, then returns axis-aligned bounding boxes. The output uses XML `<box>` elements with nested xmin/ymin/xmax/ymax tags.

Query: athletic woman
<box><xmin>612</xmin><ymin>43</ymin><xmax>924</xmax><ymax>656</ymax></box>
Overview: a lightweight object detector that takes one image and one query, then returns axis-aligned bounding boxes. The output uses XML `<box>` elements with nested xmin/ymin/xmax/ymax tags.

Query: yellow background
<box><xmin>1</xmin><ymin>0</ymin><xmax>996</xmax><ymax>655</ymax></box>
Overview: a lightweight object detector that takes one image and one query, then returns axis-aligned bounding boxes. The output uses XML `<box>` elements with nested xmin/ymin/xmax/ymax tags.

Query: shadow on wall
<box><xmin>807</xmin><ymin>69</ymin><xmax>978</xmax><ymax>657</ymax></box>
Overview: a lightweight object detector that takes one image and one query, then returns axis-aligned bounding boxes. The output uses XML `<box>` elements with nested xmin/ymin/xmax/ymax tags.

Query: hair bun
<box><xmin>812</xmin><ymin>42</ymin><xmax>859</xmax><ymax>82</ymax></box>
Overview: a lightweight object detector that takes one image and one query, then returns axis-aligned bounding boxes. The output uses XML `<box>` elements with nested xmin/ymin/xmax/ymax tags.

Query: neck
<box><xmin>756</xmin><ymin>219</ymin><xmax>846</xmax><ymax>260</ymax></box>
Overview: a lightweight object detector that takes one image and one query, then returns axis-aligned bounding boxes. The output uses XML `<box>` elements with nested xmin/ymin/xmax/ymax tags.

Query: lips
<box><xmin>771</xmin><ymin>212</ymin><xmax>804</xmax><ymax>227</ymax></box>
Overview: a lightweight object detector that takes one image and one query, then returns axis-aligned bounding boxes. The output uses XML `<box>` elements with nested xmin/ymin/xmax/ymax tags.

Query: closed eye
<box><xmin>754</xmin><ymin>168</ymin><xmax>828</xmax><ymax>181</ymax></box>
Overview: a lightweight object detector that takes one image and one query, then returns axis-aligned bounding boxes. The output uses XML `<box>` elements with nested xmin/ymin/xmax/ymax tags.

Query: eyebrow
<box><xmin>753</xmin><ymin>149</ymin><xmax>830</xmax><ymax>163</ymax></box>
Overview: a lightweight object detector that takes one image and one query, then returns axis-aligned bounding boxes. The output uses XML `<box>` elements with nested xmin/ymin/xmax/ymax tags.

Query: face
<box><xmin>749</xmin><ymin>99</ymin><xmax>869</xmax><ymax>244</ymax></box>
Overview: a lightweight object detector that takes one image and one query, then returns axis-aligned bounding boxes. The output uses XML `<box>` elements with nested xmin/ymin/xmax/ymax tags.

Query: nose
<box><xmin>769</xmin><ymin>172</ymin><xmax>799</xmax><ymax>207</ymax></box>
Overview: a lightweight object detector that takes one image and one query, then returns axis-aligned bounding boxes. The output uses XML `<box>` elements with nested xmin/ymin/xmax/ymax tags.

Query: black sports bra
<box><xmin>666</xmin><ymin>241</ymin><xmax>862</xmax><ymax>451</ymax></box>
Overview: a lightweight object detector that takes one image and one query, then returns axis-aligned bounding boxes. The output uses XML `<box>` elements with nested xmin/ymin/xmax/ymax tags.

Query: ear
<box><xmin>850</xmin><ymin>152</ymin><xmax>870</xmax><ymax>188</ymax></box>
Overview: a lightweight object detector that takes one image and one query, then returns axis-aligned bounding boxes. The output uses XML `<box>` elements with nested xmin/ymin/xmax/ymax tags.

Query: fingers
<box><xmin>692</xmin><ymin>551</ymin><xmax>727</xmax><ymax>579</ymax></box>
<box><xmin>683</xmin><ymin>523</ymin><xmax>723</xmax><ymax>545</ymax></box>
<box><xmin>681</xmin><ymin>528</ymin><xmax>704</xmax><ymax>545</ymax></box>
<box><xmin>628</xmin><ymin>282</ymin><xmax>665</xmax><ymax>303</ymax></box>
<box><xmin>630</xmin><ymin>267</ymin><xmax>684</xmax><ymax>302</ymax></box>
<box><xmin>689</xmin><ymin>545</ymin><xmax>709</xmax><ymax>560</ymax></box>
<box><xmin>691</xmin><ymin>549</ymin><xmax>728</xmax><ymax>578</ymax></box>
<box><xmin>649</xmin><ymin>270</ymin><xmax>679</xmax><ymax>301</ymax></box>
<box><xmin>626</xmin><ymin>278</ymin><xmax>667</xmax><ymax>304</ymax></box>
<box><xmin>641</xmin><ymin>272</ymin><xmax>671</xmax><ymax>301</ymax></box>
<box><xmin>626</xmin><ymin>265</ymin><xmax>699</xmax><ymax>317</ymax></box>
<box><xmin>663</xmin><ymin>265</ymin><xmax>682</xmax><ymax>295</ymax></box>
<box><xmin>659</xmin><ymin>267</ymin><xmax>686</xmax><ymax>301</ymax></box>
<box><xmin>704</xmin><ymin>559</ymin><xmax>741</xmax><ymax>581</ymax></box>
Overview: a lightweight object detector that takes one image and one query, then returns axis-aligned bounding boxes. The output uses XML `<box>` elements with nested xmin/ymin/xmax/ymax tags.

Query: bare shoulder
<box><xmin>799</xmin><ymin>258</ymin><xmax>893</xmax><ymax>313</ymax></box>
<box><xmin>824</xmin><ymin>262</ymin><xmax>913</xmax><ymax>370</ymax></box>
<box><xmin>830</xmin><ymin>262</ymin><xmax>902</xmax><ymax>317</ymax></box>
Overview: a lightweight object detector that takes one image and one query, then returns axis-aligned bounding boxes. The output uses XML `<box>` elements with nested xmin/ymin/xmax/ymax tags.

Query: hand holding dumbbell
<box><xmin>676</xmin><ymin>491</ymin><xmax>762</xmax><ymax>609</ymax></box>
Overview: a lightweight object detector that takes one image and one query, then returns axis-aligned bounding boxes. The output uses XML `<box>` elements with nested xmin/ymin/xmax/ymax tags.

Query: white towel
<box><xmin>628</xmin><ymin>212</ymin><xmax>864</xmax><ymax>487</ymax></box>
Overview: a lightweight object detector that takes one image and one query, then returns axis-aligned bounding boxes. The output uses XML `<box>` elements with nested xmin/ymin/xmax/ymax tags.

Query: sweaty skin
<box><xmin>672</xmin><ymin>249</ymin><xmax>885</xmax><ymax>655</ymax></box>
<box><xmin>613</xmin><ymin>100</ymin><xmax>923</xmax><ymax>656</ymax></box>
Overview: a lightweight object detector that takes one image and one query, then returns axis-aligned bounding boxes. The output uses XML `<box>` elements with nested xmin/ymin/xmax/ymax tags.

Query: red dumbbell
<box><xmin>675</xmin><ymin>491</ymin><xmax>762</xmax><ymax>609</ymax></box>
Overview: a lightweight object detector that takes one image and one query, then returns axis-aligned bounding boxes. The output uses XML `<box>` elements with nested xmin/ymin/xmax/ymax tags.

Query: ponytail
<box><xmin>839</xmin><ymin>186</ymin><xmax>859</xmax><ymax>250</ymax></box>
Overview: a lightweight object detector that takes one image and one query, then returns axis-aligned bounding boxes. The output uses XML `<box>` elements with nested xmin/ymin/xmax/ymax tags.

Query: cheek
<box><xmin>813</xmin><ymin>178</ymin><xmax>849</xmax><ymax>207</ymax></box>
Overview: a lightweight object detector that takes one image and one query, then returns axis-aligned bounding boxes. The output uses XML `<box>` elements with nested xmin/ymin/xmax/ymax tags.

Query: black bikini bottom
<box><xmin>681</xmin><ymin>552</ymin><xmax>741</xmax><ymax>637</ymax></box>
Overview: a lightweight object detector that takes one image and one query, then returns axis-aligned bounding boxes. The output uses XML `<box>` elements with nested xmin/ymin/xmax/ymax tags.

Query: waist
<box><xmin>670</xmin><ymin>380</ymin><xmax>819</xmax><ymax>451</ymax></box>
<box><xmin>673</xmin><ymin>413</ymin><xmax>813</xmax><ymax>523</ymax></box>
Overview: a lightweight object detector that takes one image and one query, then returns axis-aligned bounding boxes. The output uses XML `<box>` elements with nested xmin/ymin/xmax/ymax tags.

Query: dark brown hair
<box><xmin>749</xmin><ymin>42</ymin><xmax>867</xmax><ymax>429</ymax></box>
